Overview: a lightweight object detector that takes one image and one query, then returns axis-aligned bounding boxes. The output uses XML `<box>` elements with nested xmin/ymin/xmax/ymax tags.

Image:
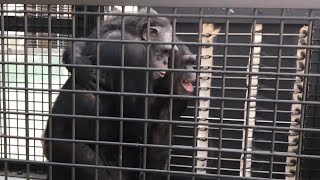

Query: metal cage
<box><xmin>0</xmin><ymin>1</ymin><xmax>320</xmax><ymax>180</ymax></box>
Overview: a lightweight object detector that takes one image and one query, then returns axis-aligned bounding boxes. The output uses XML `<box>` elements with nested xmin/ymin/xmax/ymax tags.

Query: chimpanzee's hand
<box><xmin>72</xmin><ymin>66</ymin><xmax>109</xmax><ymax>91</ymax></box>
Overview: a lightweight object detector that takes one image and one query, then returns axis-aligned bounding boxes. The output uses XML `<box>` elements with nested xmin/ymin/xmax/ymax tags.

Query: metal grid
<box><xmin>0</xmin><ymin>1</ymin><xmax>320</xmax><ymax>180</ymax></box>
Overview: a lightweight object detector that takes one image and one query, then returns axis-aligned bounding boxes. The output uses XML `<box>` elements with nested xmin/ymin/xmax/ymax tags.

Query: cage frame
<box><xmin>0</xmin><ymin>0</ymin><xmax>320</xmax><ymax>9</ymax></box>
<box><xmin>1</xmin><ymin>1</ymin><xmax>320</xmax><ymax>180</ymax></box>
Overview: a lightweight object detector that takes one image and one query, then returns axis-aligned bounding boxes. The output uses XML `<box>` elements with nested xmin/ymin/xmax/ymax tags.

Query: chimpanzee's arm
<box><xmin>62</xmin><ymin>42</ymin><xmax>107</xmax><ymax>91</ymax></box>
<box><xmin>48</xmin><ymin>136</ymin><xmax>113</xmax><ymax>180</ymax></box>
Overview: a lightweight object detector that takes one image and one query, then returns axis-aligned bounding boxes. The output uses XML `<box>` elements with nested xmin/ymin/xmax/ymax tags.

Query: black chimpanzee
<box><xmin>42</xmin><ymin>8</ymin><xmax>176</xmax><ymax>180</ymax></box>
<box><xmin>146</xmin><ymin>44</ymin><xmax>196</xmax><ymax>180</ymax></box>
<box><xmin>62</xmin><ymin>8</ymin><xmax>176</xmax><ymax>90</ymax></box>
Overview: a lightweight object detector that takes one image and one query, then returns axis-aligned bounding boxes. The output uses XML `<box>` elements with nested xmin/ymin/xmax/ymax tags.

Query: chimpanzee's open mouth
<box><xmin>157</xmin><ymin>71</ymin><xmax>166</xmax><ymax>78</ymax></box>
<box><xmin>181</xmin><ymin>80</ymin><xmax>193</xmax><ymax>93</ymax></box>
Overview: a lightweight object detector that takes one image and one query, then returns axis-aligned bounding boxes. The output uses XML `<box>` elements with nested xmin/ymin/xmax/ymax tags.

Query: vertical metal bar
<box><xmin>39</xmin><ymin>5</ymin><xmax>46</xmax><ymax>165</ymax></box>
<box><xmin>290</xmin><ymin>9</ymin><xmax>314</xmax><ymax>180</ymax></box>
<box><xmin>119</xmin><ymin>6</ymin><xmax>125</xmax><ymax>180</ymax></box>
<box><xmin>13</xmin><ymin>3</ymin><xmax>17</xmax><ymax>161</ymax></box>
<box><xmin>166</xmin><ymin>7</ymin><xmax>177</xmax><ymax>180</ymax></box>
<box><xmin>295</xmin><ymin>13</ymin><xmax>314</xmax><ymax>180</ymax></box>
<box><xmin>95</xmin><ymin>6</ymin><xmax>101</xmax><ymax>180</ymax></box>
<box><xmin>141</xmin><ymin>7</ymin><xmax>151</xmax><ymax>180</ymax></box>
<box><xmin>240</xmin><ymin>8</ymin><xmax>259</xmax><ymax>178</ymax></box>
<box><xmin>217</xmin><ymin>8</ymin><xmax>230</xmax><ymax>178</ymax></box>
<box><xmin>48</xmin><ymin>4</ymin><xmax>53</xmax><ymax>180</ymax></box>
<box><xmin>0</xmin><ymin>1</ymin><xmax>2</xmax><ymax>169</ymax></box>
<box><xmin>191</xmin><ymin>7</ymin><xmax>203</xmax><ymax>180</ymax></box>
<box><xmin>269</xmin><ymin>8</ymin><xmax>285</xmax><ymax>179</ymax></box>
<box><xmin>295</xmin><ymin>14</ymin><xmax>313</xmax><ymax>180</ymax></box>
<box><xmin>0</xmin><ymin>3</ymin><xmax>8</xmax><ymax>180</ymax></box>
<box><xmin>14</xmin><ymin>4</ymin><xmax>18</xmax><ymax>161</ymax></box>
<box><xmin>14</xmin><ymin>12</ymin><xmax>19</xmax><ymax>160</ymax></box>
<box><xmin>71</xmin><ymin>5</ymin><xmax>76</xmax><ymax>180</ymax></box>
<box><xmin>23</xmin><ymin>4</ymin><xmax>30</xmax><ymax>180</ymax></box>
<box><xmin>306</xmin><ymin>24</ymin><xmax>318</xmax><ymax>180</ymax></box>
<box><xmin>31</xmin><ymin>11</ymin><xmax>36</xmax><ymax>162</ymax></box>
<box><xmin>83</xmin><ymin>5</ymin><xmax>88</xmax><ymax>37</ymax></box>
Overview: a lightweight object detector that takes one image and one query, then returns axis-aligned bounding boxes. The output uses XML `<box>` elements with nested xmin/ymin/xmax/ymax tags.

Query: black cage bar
<box><xmin>1</xmin><ymin>1</ymin><xmax>320</xmax><ymax>180</ymax></box>
<box><xmin>1</xmin><ymin>0</ymin><xmax>320</xmax><ymax>8</ymax></box>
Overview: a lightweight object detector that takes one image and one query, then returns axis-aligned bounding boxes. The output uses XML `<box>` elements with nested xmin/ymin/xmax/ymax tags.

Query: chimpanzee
<box><xmin>42</xmin><ymin>8</ymin><xmax>176</xmax><ymax>180</ymax></box>
<box><xmin>146</xmin><ymin>44</ymin><xmax>196</xmax><ymax>180</ymax></box>
<box><xmin>62</xmin><ymin>8</ymin><xmax>176</xmax><ymax>90</ymax></box>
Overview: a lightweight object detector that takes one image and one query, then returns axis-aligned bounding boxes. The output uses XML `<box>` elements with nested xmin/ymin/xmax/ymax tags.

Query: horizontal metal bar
<box><xmin>2</xmin><ymin>35</ymin><xmax>320</xmax><ymax>48</ymax></box>
<box><xmin>1</xmin><ymin>135</ymin><xmax>320</xmax><ymax>160</ymax></box>
<box><xmin>169</xmin><ymin>165</ymin><xmax>240</xmax><ymax>173</ymax></box>
<box><xmin>0</xmin><ymin>61</ymin><xmax>318</xmax><ymax>77</ymax></box>
<box><xmin>251</xmin><ymin>170</ymin><xmax>290</xmax><ymax>176</ymax></box>
<box><xmin>0</xmin><ymin>159</ymin><xmax>270</xmax><ymax>180</ymax></box>
<box><xmin>0</xmin><ymin>36</ymin><xmax>320</xmax><ymax>49</ymax></box>
<box><xmin>3</xmin><ymin>49</ymin><xmax>300</xmax><ymax>60</ymax></box>
<box><xmin>0</xmin><ymin>10</ymin><xmax>319</xmax><ymax>20</ymax></box>
<box><xmin>251</xmin><ymin>160</ymin><xmax>288</xmax><ymax>165</ymax></box>
<box><xmin>177</xmin><ymin>32</ymin><xmax>304</xmax><ymax>37</ymax></box>
<box><xmin>2</xmin><ymin>0</ymin><xmax>320</xmax><ymax>9</ymax></box>
<box><xmin>1</xmin><ymin>111</ymin><xmax>320</xmax><ymax>133</ymax></box>
<box><xmin>1</xmin><ymin>86</ymin><xmax>319</xmax><ymax>105</ymax></box>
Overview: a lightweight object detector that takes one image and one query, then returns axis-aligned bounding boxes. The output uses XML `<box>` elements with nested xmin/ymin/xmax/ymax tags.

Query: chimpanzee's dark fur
<box><xmin>42</xmin><ymin>8</ymin><xmax>176</xmax><ymax>180</ymax></box>
<box><xmin>146</xmin><ymin>44</ymin><xmax>196</xmax><ymax>180</ymax></box>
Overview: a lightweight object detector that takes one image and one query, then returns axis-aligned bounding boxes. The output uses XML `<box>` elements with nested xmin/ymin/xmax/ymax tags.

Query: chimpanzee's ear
<box><xmin>182</xmin><ymin>54</ymin><xmax>197</xmax><ymax>65</ymax></box>
<box><xmin>142</xmin><ymin>26</ymin><xmax>160</xmax><ymax>40</ymax></box>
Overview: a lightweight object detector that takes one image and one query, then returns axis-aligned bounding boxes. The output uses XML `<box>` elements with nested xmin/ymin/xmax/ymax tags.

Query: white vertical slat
<box><xmin>285</xmin><ymin>25</ymin><xmax>308</xmax><ymax>180</ymax></box>
<box><xmin>196</xmin><ymin>24</ymin><xmax>220</xmax><ymax>174</ymax></box>
<box><xmin>240</xmin><ymin>24</ymin><xmax>263</xmax><ymax>177</ymax></box>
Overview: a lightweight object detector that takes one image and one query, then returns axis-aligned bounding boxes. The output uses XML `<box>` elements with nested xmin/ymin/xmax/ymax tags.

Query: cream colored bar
<box><xmin>240</xmin><ymin>24</ymin><xmax>262</xmax><ymax>177</ymax></box>
<box><xmin>285</xmin><ymin>25</ymin><xmax>308</xmax><ymax>180</ymax></box>
<box><xmin>196</xmin><ymin>24</ymin><xmax>219</xmax><ymax>174</ymax></box>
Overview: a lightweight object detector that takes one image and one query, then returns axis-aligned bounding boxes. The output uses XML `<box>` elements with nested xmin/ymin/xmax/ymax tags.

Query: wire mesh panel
<box><xmin>301</xmin><ymin>17</ymin><xmax>320</xmax><ymax>180</ymax></box>
<box><xmin>0</xmin><ymin>1</ymin><xmax>320</xmax><ymax>180</ymax></box>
